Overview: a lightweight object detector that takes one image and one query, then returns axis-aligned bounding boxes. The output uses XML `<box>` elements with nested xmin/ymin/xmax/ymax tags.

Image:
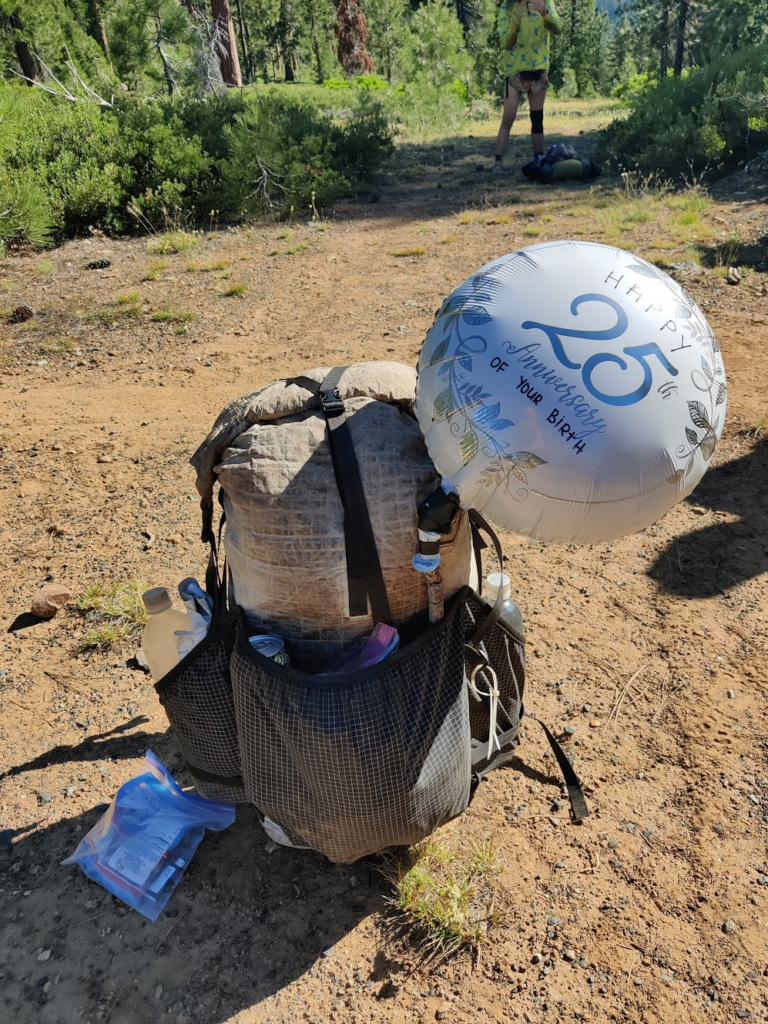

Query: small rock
<box><xmin>727</xmin><ymin>689</ymin><xmax>737</xmax><ymax>699</ymax></box>
<box><xmin>132</xmin><ymin>649</ymin><xmax>150</xmax><ymax>672</ymax></box>
<box><xmin>563</xmin><ymin>949</ymin><xmax>577</xmax><ymax>962</ymax></box>
<box><xmin>36</xmin><ymin>792</ymin><xmax>53</xmax><ymax>805</ymax></box>
<box><xmin>176</xmin><ymin>1014</ymin><xmax>191</xmax><ymax>1024</ymax></box>
<box><xmin>722</xmin><ymin>920</ymin><xmax>736</xmax><ymax>934</ymax></box>
<box><xmin>167</xmin><ymin>534</ymin><xmax>183</xmax><ymax>545</ymax></box>
<box><xmin>735</xmin><ymin>1011</ymin><xmax>750</xmax><ymax>1020</ymax></box>
<box><xmin>564</xmin><ymin>725</ymin><xmax>577</xmax><ymax>736</ymax></box>
<box><xmin>726</xmin><ymin>266</ymin><xmax>743</xmax><ymax>285</ymax></box>
<box><xmin>589</xmin><ymin>720</ymin><xmax>602</xmax><ymax>728</ymax></box>
<box><xmin>31</xmin><ymin>583</ymin><xmax>72</xmax><ymax>619</ymax></box>
<box><xmin>37</xmin><ymin>950</ymin><xmax>52</xmax><ymax>962</ymax></box>
<box><xmin>97</xmin><ymin>454</ymin><xmax>112</xmax><ymax>464</ymax></box>
<box><xmin>154</xmin><ymin>985</ymin><xmax>163</xmax><ymax>1001</ymax></box>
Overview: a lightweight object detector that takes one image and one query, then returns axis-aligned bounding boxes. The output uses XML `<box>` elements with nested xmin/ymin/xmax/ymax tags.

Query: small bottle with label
<box><xmin>485</xmin><ymin>572</ymin><xmax>525</xmax><ymax>640</ymax></box>
<box><xmin>141</xmin><ymin>587</ymin><xmax>191</xmax><ymax>681</ymax></box>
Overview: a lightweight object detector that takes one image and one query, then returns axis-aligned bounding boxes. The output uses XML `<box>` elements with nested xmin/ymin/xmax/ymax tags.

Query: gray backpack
<box><xmin>154</xmin><ymin>367</ymin><xmax>586</xmax><ymax>862</ymax></box>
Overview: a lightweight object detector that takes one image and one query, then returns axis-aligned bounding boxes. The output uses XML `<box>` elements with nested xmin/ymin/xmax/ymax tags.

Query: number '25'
<box><xmin>522</xmin><ymin>293</ymin><xmax>678</xmax><ymax>407</ymax></box>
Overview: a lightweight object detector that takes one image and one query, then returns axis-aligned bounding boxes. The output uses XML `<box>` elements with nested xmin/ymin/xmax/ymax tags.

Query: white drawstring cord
<box><xmin>469</xmin><ymin>663</ymin><xmax>501</xmax><ymax>762</ymax></box>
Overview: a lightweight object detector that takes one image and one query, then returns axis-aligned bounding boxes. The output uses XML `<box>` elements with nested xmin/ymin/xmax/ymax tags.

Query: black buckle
<box><xmin>319</xmin><ymin>387</ymin><xmax>345</xmax><ymax>416</ymax></box>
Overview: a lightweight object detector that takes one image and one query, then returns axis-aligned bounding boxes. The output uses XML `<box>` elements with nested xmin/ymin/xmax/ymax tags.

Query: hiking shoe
<box><xmin>492</xmin><ymin>161</ymin><xmax>505</xmax><ymax>176</ymax></box>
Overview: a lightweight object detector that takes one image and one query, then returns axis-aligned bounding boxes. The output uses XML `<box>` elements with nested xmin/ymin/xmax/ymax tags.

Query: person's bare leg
<box><xmin>529</xmin><ymin>87</ymin><xmax>547</xmax><ymax>156</ymax></box>
<box><xmin>494</xmin><ymin>85</ymin><xmax>521</xmax><ymax>168</ymax></box>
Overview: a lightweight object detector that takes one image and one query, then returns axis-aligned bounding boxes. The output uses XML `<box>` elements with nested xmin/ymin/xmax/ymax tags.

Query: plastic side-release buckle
<box><xmin>319</xmin><ymin>387</ymin><xmax>345</xmax><ymax>416</ymax></box>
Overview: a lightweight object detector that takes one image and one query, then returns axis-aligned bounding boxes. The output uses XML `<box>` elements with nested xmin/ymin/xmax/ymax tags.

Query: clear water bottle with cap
<box><xmin>141</xmin><ymin>588</ymin><xmax>191</xmax><ymax>681</ymax></box>
<box><xmin>485</xmin><ymin>572</ymin><xmax>525</xmax><ymax>639</ymax></box>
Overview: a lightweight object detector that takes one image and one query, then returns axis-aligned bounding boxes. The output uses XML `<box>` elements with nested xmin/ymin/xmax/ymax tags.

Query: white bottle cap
<box><xmin>486</xmin><ymin>572</ymin><xmax>511</xmax><ymax>603</ymax></box>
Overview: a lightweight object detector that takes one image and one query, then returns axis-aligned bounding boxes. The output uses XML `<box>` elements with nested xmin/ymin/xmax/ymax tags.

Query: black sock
<box><xmin>495</xmin><ymin>155</ymin><xmax>503</xmax><ymax>163</ymax></box>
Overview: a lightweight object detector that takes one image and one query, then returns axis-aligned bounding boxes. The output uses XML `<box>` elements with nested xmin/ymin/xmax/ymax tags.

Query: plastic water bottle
<box><xmin>141</xmin><ymin>588</ymin><xmax>191</xmax><ymax>681</ymax></box>
<box><xmin>485</xmin><ymin>572</ymin><xmax>525</xmax><ymax>639</ymax></box>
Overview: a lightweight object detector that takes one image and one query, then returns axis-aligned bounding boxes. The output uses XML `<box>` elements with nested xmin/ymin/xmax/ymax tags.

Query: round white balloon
<box><xmin>416</xmin><ymin>240</ymin><xmax>727</xmax><ymax>544</ymax></box>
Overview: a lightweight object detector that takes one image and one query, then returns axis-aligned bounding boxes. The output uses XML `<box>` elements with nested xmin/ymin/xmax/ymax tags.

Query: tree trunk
<box><xmin>89</xmin><ymin>0</ymin><xmax>113</xmax><ymax>69</ymax></box>
<box><xmin>210</xmin><ymin>0</ymin><xmax>243</xmax><ymax>86</ymax></box>
<box><xmin>673</xmin><ymin>0</ymin><xmax>688</xmax><ymax>77</ymax></box>
<box><xmin>9</xmin><ymin>10</ymin><xmax>39</xmax><ymax>84</ymax></box>
<box><xmin>155</xmin><ymin>15</ymin><xmax>177</xmax><ymax>96</ymax></box>
<box><xmin>660</xmin><ymin>1</ymin><xmax>669</xmax><ymax>79</ymax></box>
<box><xmin>233</xmin><ymin>0</ymin><xmax>250</xmax><ymax>81</ymax></box>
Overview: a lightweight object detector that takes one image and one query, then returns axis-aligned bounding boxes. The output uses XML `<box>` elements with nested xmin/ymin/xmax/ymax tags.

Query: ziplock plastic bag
<box><xmin>63</xmin><ymin>750</ymin><xmax>235</xmax><ymax>921</ymax></box>
<box><xmin>321</xmin><ymin>623</ymin><xmax>399</xmax><ymax>675</ymax></box>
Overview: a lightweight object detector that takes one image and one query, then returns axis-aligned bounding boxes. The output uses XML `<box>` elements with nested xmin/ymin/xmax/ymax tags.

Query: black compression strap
<box><xmin>526</xmin><ymin>713</ymin><xmax>590</xmax><ymax>821</ymax></box>
<box><xmin>466</xmin><ymin>509</ymin><xmax>505</xmax><ymax>649</ymax></box>
<box><xmin>286</xmin><ymin>371</ymin><xmax>392</xmax><ymax>624</ymax></box>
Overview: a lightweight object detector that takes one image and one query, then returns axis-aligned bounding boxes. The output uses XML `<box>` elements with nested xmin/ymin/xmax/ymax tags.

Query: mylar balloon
<box><xmin>416</xmin><ymin>240</ymin><xmax>726</xmax><ymax>544</ymax></box>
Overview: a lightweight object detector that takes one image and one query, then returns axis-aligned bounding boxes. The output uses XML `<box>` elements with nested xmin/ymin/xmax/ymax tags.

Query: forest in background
<box><xmin>0</xmin><ymin>0</ymin><xmax>766</xmax><ymax>249</ymax></box>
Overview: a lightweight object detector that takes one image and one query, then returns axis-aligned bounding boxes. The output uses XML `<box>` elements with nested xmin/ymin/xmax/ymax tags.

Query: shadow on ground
<box><xmin>648</xmin><ymin>437</ymin><xmax>768</xmax><ymax>597</ymax></box>
<box><xmin>696</xmin><ymin>229</ymin><xmax>768</xmax><ymax>272</ymax></box>
<box><xmin>347</xmin><ymin>115</ymin><xmax>613</xmax><ymax>221</ymax></box>
<box><xmin>0</xmin><ymin>723</ymin><xmax>387</xmax><ymax>1024</ymax></box>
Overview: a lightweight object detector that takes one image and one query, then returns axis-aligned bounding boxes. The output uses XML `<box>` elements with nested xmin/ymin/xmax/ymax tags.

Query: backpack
<box><xmin>154</xmin><ymin>364</ymin><xmax>587</xmax><ymax>862</ymax></box>
<box><xmin>522</xmin><ymin>143</ymin><xmax>602</xmax><ymax>183</ymax></box>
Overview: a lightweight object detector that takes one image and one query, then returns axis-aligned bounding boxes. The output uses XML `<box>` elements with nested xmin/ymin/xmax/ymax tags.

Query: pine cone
<box><xmin>8</xmin><ymin>304</ymin><xmax>34</xmax><ymax>324</ymax></box>
<box><xmin>86</xmin><ymin>258</ymin><xmax>111</xmax><ymax>270</ymax></box>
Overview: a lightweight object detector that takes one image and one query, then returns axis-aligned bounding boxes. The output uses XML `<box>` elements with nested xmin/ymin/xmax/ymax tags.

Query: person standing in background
<box><xmin>493</xmin><ymin>0</ymin><xmax>562</xmax><ymax>175</ymax></box>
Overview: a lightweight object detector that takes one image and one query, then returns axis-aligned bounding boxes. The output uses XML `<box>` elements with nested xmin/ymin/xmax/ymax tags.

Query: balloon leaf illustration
<box><xmin>491</xmin><ymin>418</ymin><xmax>514</xmax><ymax>431</ymax></box>
<box><xmin>506</xmin><ymin>451</ymin><xmax>547</xmax><ymax>472</ymax></box>
<box><xmin>686</xmin><ymin>454</ymin><xmax>695</xmax><ymax>476</ymax></box>
<box><xmin>715</xmin><ymin>382</ymin><xmax>727</xmax><ymax>406</ymax></box>
<box><xmin>429</xmin><ymin>338</ymin><xmax>449</xmax><ymax>366</ymax></box>
<box><xmin>676</xmin><ymin>305</ymin><xmax>692</xmax><ymax>319</ymax></box>
<box><xmin>700</xmin><ymin>355</ymin><xmax>713</xmax><ymax>379</ymax></box>
<box><xmin>700</xmin><ymin>432</ymin><xmax>716</xmax><ymax>461</ymax></box>
<box><xmin>685</xmin><ymin>427</ymin><xmax>699</xmax><ymax>445</ymax></box>
<box><xmin>459</xmin><ymin>428</ymin><xmax>478</xmax><ymax>466</ymax></box>
<box><xmin>461</xmin><ymin>306</ymin><xmax>492</xmax><ymax>326</ymax></box>
<box><xmin>626</xmin><ymin>261</ymin><xmax>660</xmax><ymax>280</ymax></box>
<box><xmin>432</xmin><ymin>387</ymin><xmax>453</xmax><ymax>420</ymax></box>
<box><xmin>458</xmin><ymin>354</ymin><xmax>472</xmax><ymax>371</ymax></box>
<box><xmin>474</xmin><ymin>402</ymin><xmax>501</xmax><ymax>426</ymax></box>
<box><xmin>688</xmin><ymin>401</ymin><xmax>710</xmax><ymax>430</ymax></box>
<box><xmin>667</xmin><ymin>468</ymin><xmax>686</xmax><ymax>485</ymax></box>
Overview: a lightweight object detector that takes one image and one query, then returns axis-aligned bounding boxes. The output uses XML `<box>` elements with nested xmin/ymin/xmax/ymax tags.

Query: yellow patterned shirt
<box><xmin>498</xmin><ymin>0</ymin><xmax>562</xmax><ymax>75</ymax></box>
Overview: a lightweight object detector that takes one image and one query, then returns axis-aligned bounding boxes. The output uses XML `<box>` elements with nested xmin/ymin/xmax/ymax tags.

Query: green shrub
<box><xmin>0</xmin><ymin>170</ymin><xmax>54</xmax><ymax>249</ymax></box>
<box><xmin>602</xmin><ymin>45</ymin><xmax>768</xmax><ymax>180</ymax></box>
<box><xmin>221</xmin><ymin>93</ymin><xmax>393</xmax><ymax>216</ymax></box>
<box><xmin>0</xmin><ymin>84</ymin><xmax>393</xmax><ymax>240</ymax></box>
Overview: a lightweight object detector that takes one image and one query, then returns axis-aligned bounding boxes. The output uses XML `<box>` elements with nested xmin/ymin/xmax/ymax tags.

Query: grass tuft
<box><xmin>384</xmin><ymin>838</ymin><xmax>504</xmax><ymax>958</ymax></box>
<box><xmin>202</xmin><ymin>261</ymin><xmax>227</xmax><ymax>272</ymax></box>
<box><xmin>224</xmin><ymin>283</ymin><xmax>247</xmax><ymax>296</ymax></box>
<box><xmin>151</xmin><ymin>309</ymin><xmax>195</xmax><ymax>323</ymax></box>
<box><xmin>390</xmin><ymin>247</ymin><xmax>426</xmax><ymax>257</ymax></box>
<box><xmin>146</xmin><ymin>230</ymin><xmax>198</xmax><ymax>255</ymax></box>
<box><xmin>78</xmin><ymin>579</ymin><xmax>149</xmax><ymax>648</ymax></box>
<box><xmin>41</xmin><ymin>336</ymin><xmax>76</xmax><ymax>353</ymax></box>
<box><xmin>117</xmin><ymin>291</ymin><xmax>140</xmax><ymax>305</ymax></box>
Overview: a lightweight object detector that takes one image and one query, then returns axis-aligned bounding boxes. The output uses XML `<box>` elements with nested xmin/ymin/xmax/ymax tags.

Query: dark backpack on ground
<box><xmin>523</xmin><ymin>143</ymin><xmax>602</xmax><ymax>183</ymax></box>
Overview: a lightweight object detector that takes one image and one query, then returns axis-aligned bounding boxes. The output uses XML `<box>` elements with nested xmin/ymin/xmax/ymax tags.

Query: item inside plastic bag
<box><xmin>62</xmin><ymin>751</ymin><xmax>235</xmax><ymax>921</ymax></box>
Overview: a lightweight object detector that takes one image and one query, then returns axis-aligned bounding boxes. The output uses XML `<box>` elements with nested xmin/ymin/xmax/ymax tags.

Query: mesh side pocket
<box><xmin>231</xmin><ymin>591</ymin><xmax>472</xmax><ymax>863</ymax></box>
<box><xmin>156</xmin><ymin>632</ymin><xmax>244</xmax><ymax>803</ymax></box>
<box><xmin>464</xmin><ymin>590</ymin><xmax>526</xmax><ymax>776</ymax></box>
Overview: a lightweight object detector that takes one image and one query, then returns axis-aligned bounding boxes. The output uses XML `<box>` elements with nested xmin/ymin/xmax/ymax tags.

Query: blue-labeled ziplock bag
<box><xmin>63</xmin><ymin>750</ymin><xmax>235</xmax><ymax>921</ymax></box>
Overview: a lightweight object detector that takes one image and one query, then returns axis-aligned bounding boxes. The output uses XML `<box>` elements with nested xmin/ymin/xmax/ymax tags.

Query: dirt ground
<box><xmin>1</xmin><ymin>109</ymin><xmax>767</xmax><ymax>1024</ymax></box>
